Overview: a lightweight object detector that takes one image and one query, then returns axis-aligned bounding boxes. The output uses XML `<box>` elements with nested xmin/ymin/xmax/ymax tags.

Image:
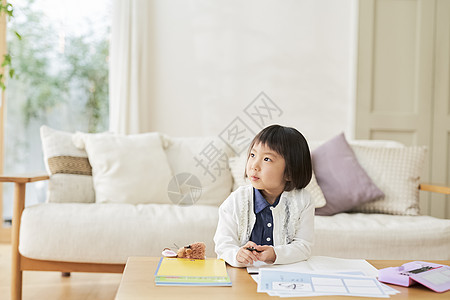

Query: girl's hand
<box><xmin>236</xmin><ymin>241</ymin><xmax>259</xmax><ymax>265</ymax></box>
<box><xmin>254</xmin><ymin>245</ymin><xmax>276</xmax><ymax>264</ymax></box>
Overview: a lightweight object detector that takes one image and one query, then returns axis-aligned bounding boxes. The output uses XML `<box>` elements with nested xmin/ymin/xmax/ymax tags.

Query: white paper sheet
<box><xmin>258</xmin><ymin>269</ymin><xmax>389</xmax><ymax>298</ymax></box>
<box><xmin>247</xmin><ymin>255</ymin><xmax>379</xmax><ymax>277</ymax></box>
<box><xmin>251</xmin><ymin>270</ymin><xmax>400</xmax><ymax>297</ymax></box>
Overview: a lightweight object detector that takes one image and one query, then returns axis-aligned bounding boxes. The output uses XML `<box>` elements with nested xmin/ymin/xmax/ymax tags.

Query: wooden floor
<box><xmin>0</xmin><ymin>243</ymin><xmax>122</xmax><ymax>300</ymax></box>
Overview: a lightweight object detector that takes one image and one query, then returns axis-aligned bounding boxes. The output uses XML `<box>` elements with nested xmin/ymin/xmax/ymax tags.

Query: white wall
<box><xmin>148</xmin><ymin>0</ymin><xmax>357</xmax><ymax>142</ymax></box>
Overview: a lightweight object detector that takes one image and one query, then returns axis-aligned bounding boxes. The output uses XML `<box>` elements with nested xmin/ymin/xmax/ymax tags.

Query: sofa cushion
<box><xmin>228</xmin><ymin>154</ymin><xmax>326</xmax><ymax>208</ymax></box>
<box><xmin>350</xmin><ymin>145</ymin><xmax>427</xmax><ymax>215</ymax></box>
<box><xmin>228</xmin><ymin>154</ymin><xmax>249</xmax><ymax>191</ymax></box>
<box><xmin>40</xmin><ymin>125</ymin><xmax>95</xmax><ymax>203</ymax></box>
<box><xmin>313</xmin><ymin>213</ymin><xmax>450</xmax><ymax>260</ymax></box>
<box><xmin>19</xmin><ymin>203</ymin><xmax>220</xmax><ymax>263</ymax></box>
<box><xmin>306</xmin><ymin>173</ymin><xmax>327</xmax><ymax>208</ymax></box>
<box><xmin>20</xmin><ymin>204</ymin><xmax>450</xmax><ymax>263</ymax></box>
<box><xmin>313</xmin><ymin>133</ymin><xmax>385</xmax><ymax>216</ymax></box>
<box><xmin>163</xmin><ymin>136</ymin><xmax>234</xmax><ymax>206</ymax></box>
<box><xmin>72</xmin><ymin>132</ymin><xmax>173</xmax><ymax>204</ymax></box>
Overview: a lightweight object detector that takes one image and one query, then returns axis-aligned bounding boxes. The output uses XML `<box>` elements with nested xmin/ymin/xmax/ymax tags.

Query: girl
<box><xmin>214</xmin><ymin>124</ymin><xmax>314</xmax><ymax>267</ymax></box>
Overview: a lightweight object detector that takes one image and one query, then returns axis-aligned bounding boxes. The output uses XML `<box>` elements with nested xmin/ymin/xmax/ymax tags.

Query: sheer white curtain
<box><xmin>109</xmin><ymin>0</ymin><xmax>154</xmax><ymax>134</ymax></box>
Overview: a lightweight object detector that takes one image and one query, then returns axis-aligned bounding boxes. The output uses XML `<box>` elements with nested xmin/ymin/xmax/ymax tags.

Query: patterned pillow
<box><xmin>228</xmin><ymin>155</ymin><xmax>326</xmax><ymax>208</ymax></box>
<box><xmin>350</xmin><ymin>145</ymin><xmax>427</xmax><ymax>215</ymax></box>
<box><xmin>40</xmin><ymin>125</ymin><xmax>95</xmax><ymax>203</ymax></box>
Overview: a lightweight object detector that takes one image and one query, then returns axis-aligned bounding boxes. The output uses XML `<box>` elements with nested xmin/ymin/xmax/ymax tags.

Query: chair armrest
<box><xmin>0</xmin><ymin>173</ymin><xmax>49</xmax><ymax>183</ymax></box>
<box><xmin>419</xmin><ymin>183</ymin><xmax>450</xmax><ymax>195</ymax></box>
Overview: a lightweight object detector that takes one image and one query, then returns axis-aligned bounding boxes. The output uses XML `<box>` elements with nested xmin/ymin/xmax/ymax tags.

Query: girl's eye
<box><xmin>264</xmin><ymin>157</ymin><xmax>272</xmax><ymax>162</ymax></box>
<box><xmin>250</xmin><ymin>153</ymin><xmax>255</xmax><ymax>158</ymax></box>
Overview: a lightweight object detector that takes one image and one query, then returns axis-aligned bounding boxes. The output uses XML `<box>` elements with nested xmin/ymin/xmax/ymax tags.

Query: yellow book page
<box><xmin>156</xmin><ymin>257</ymin><xmax>228</xmax><ymax>277</ymax></box>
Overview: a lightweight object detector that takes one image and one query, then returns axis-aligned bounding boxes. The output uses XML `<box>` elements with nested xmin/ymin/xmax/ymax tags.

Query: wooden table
<box><xmin>115</xmin><ymin>257</ymin><xmax>450</xmax><ymax>299</ymax></box>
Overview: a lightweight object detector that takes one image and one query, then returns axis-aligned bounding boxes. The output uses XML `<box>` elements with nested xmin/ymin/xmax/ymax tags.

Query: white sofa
<box><xmin>2</xmin><ymin>126</ymin><xmax>450</xmax><ymax>300</ymax></box>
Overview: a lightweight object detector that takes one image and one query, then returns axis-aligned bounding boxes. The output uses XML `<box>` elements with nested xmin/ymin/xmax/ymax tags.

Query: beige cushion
<box><xmin>306</xmin><ymin>173</ymin><xmax>327</xmax><ymax>208</ymax></box>
<box><xmin>40</xmin><ymin>125</ymin><xmax>95</xmax><ymax>203</ymax></box>
<box><xmin>73</xmin><ymin>132</ymin><xmax>173</xmax><ymax>204</ymax></box>
<box><xmin>228</xmin><ymin>154</ymin><xmax>249</xmax><ymax>191</ymax></box>
<box><xmin>163</xmin><ymin>136</ymin><xmax>234</xmax><ymax>206</ymax></box>
<box><xmin>350</xmin><ymin>146</ymin><xmax>427</xmax><ymax>215</ymax></box>
<box><xmin>228</xmin><ymin>154</ymin><xmax>326</xmax><ymax>208</ymax></box>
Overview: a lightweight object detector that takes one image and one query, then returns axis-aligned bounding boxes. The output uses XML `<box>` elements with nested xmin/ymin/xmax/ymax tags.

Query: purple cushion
<box><xmin>313</xmin><ymin>133</ymin><xmax>384</xmax><ymax>216</ymax></box>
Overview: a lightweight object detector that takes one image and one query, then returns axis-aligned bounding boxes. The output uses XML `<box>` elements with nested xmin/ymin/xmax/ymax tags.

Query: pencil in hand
<box><xmin>245</xmin><ymin>247</ymin><xmax>262</xmax><ymax>253</ymax></box>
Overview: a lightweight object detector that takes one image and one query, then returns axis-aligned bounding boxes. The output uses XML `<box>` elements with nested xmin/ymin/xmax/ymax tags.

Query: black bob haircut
<box><xmin>245</xmin><ymin>124</ymin><xmax>312</xmax><ymax>191</ymax></box>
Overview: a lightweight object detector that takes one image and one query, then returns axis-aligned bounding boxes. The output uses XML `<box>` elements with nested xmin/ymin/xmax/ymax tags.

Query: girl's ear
<box><xmin>284</xmin><ymin>171</ymin><xmax>291</xmax><ymax>182</ymax></box>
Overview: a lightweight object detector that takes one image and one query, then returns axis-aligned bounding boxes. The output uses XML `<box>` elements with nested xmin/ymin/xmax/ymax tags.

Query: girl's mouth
<box><xmin>250</xmin><ymin>176</ymin><xmax>260</xmax><ymax>181</ymax></box>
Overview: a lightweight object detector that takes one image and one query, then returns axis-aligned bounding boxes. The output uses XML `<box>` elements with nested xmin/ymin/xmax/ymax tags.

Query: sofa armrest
<box><xmin>0</xmin><ymin>172</ymin><xmax>49</xmax><ymax>298</ymax></box>
<box><xmin>0</xmin><ymin>173</ymin><xmax>50</xmax><ymax>223</ymax></box>
<box><xmin>0</xmin><ymin>173</ymin><xmax>49</xmax><ymax>183</ymax></box>
<box><xmin>419</xmin><ymin>183</ymin><xmax>450</xmax><ymax>195</ymax></box>
<box><xmin>0</xmin><ymin>172</ymin><xmax>49</xmax><ymax>228</ymax></box>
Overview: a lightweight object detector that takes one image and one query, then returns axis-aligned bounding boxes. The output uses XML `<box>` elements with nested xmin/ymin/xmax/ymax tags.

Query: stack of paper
<box><xmin>248</xmin><ymin>256</ymin><xmax>400</xmax><ymax>298</ymax></box>
<box><xmin>155</xmin><ymin>257</ymin><xmax>232</xmax><ymax>286</ymax></box>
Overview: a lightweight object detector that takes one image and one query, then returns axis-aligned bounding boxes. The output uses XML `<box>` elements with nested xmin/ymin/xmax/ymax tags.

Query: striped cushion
<box><xmin>48</xmin><ymin>156</ymin><xmax>92</xmax><ymax>175</ymax></box>
<box><xmin>40</xmin><ymin>125</ymin><xmax>95</xmax><ymax>203</ymax></box>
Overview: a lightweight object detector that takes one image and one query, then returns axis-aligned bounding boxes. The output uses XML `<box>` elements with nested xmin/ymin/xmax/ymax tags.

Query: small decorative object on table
<box><xmin>161</xmin><ymin>242</ymin><xmax>206</xmax><ymax>259</ymax></box>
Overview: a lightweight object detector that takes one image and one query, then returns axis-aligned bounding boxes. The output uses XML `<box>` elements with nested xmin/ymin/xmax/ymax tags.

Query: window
<box><xmin>2</xmin><ymin>0</ymin><xmax>111</xmax><ymax>223</ymax></box>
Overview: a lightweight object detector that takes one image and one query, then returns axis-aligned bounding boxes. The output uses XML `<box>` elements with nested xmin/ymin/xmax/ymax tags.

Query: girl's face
<box><xmin>246</xmin><ymin>142</ymin><xmax>287</xmax><ymax>203</ymax></box>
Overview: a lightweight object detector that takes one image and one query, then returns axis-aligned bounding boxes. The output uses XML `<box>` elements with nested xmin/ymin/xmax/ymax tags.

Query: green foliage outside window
<box><xmin>0</xmin><ymin>1</ymin><xmax>21</xmax><ymax>90</ymax></box>
<box><xmin>2</xmin><ymin>0</ymin><xmax>110</xmax><ymax>220</ymax></box>
<box><xmin>7</xmin><ymin>0</ymin><xmax>109</xmax><ymax>133</ymax></box>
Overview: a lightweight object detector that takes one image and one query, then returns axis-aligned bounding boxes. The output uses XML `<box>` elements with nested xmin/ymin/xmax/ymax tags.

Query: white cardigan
<box><xmin>214</xmin><ymin>185</ymin><xmax>314</xmax><ymax>267</ymax></box>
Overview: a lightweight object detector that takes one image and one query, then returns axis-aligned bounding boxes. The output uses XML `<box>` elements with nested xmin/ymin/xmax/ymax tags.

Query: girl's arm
<box><xmin>272</xmin><ymin>191</ymin><xmax>315</xmax><ymax>265</ymax></box>
<box><xmin>214</xmin><ymin>195</ymin><xmax>249</xmax><ymax>267</ymax></box>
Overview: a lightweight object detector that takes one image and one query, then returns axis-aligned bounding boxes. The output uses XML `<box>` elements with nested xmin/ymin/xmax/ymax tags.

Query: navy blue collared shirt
<box><xmin>249</xmin><ymin>188</ymin><xmax>280</xmax><ymax>246</ymax></box>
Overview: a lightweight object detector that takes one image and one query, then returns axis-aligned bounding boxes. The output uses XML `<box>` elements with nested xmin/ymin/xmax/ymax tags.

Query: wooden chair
<box><xmin>1</xmin><ymin>174</ymin><xmax>449</xmax><ymax>300</ymax></box>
